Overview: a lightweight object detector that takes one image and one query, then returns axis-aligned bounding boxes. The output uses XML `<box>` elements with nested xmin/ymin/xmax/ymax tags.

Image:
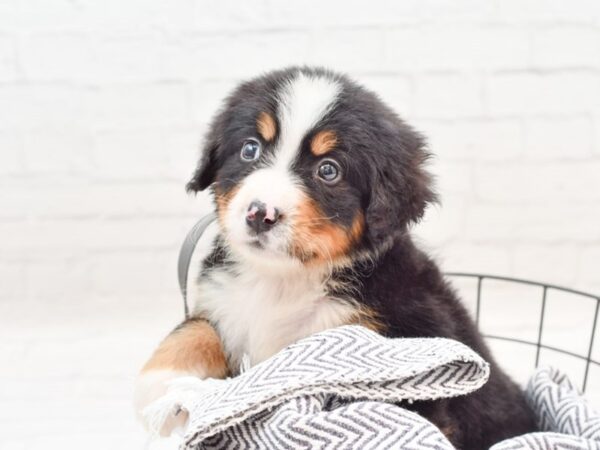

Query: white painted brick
<box><xmin>0</xmin><ymin>180</ymin><xmax>201</xmax><ymax>219</ymax></box>
<box><xmin>386</xmin><ymin>25</ymin><xmax>530</xmax><ymax>72</ymax></box>
<box><xmin>487</xmin><ymin>72</ymin><xmax>600</xmax><ymax>115</ymax></box>
<box><xmin>0</xmin><ymin>377</ymin><xmax>136</xmax><ymax>402</ymax></box>
<box><xmin>191</xmin><ymin>80</ymin><xmax>240</xmax><ymax>126</ymax></box>
<box><xmin>3</xmin><ymin>2</ymin><xmax>600</xmax><ymax>446</ymax></box>
<box><xmin>91</xmin><ymin>83</ymin><xmax>190</xmax><ymax>128</ymax></box>
<box><xmin>418</xmin><ymin>120</ymin><xmax>474</xmax><ymax>159</ymax></box>
<box><xmin>420</xmin><ymin>119</ymin><xmax>523</xmax><ymax>161</ymax></box>
<box><xmin>524</xmin><ymin>116</ymin><xmax>594</xmax><ymax>159</ymax></box>
<box><xmin>414</xmin><ymin>194</ymin><xmax>469</xmax><ymax>246</ymax></box>
<box><xmin>0</xmin><ymin>398</ymin><xmax>138</xmax><ymax>430</ymax></box>
<box><xmin>436</xmin><ymin>243</ymin><xmax>512</xmax><ymax>275</ymax></box>
<box><xmin>162</xmin><ymin>32</ymin><xmax>310</xmax><ymax>81</ymax></box>
<box><xmin>354</xmin><ymin>74</ymin><xmax>413</xmax><ymax>118</ymax></box>
<box><xmin>163</xmin><ymin>127</ymin><xmax>208</xmax><ymax>181</ymax></box>
<box><xmin>0</xmin><ymin>35</ymin><xmax>18</xmax><ymax>82</ymax></box>
<box><xmin>532</xmin><ymin>27</ymin><xmax>600</xmax><ymax>69</ymax></box>
<box><xmin>381</xmin><ymin>28</ymin><xmax>421</xmax><ymax>71</ymax></box>
<box><xmin>428</xmin><ymin>161</ymin><xmax>473</xmax><ymax>195</ymax></box>
<box><xmin>419</xmin><ymin>0</ymin><xmax>496</xmax><ymax>22</ymax></box>
<box><xmin>3</xmin><ymin>431</ymin><xmax>145</xmax><ymax>450</ymax></box>
<box><xmin>594</xmin><ymin>113</ymin><xmax>600</xmax><ymax>155</ymax></box>
<box><xmin>0</xmin><ymin>218</ymin><xmax>189</xmax><ymax>252</ymax></box>
<box><xmin>579</xmin><ymin>246</ymin><xmax>600</xmax><ymax>291</ymax></box>
<box><xmin>474</xmin><ymin>161</ymin><xmax>600</xmax><ymax>203</ymax></box>
<box><xmin>264</xmin><ymin>0</ymin><xmax>421</xmax><ymax>28</ymax></box>
<box><xmin>19</xmin><ymin>33</ymin><xmax>94</xmax><ymax>82</ymax></box>
<box><xmin>0</xmin><ymin>132</ymin><xmax>23</xmax><ymax>174</ymax></box>
<box><xmin>22</xmin><ymin>130</ymin><xmax>93</xmax><ymax>173</ymax></box>
<box><xmin>89</xmin><ymin>251</ymin><xmax>174</xmax><ymax>297</ymax></box>
<box><xmin>92</xmin><ymin>129</ymin><xmax>168</xmax><ymax>178</ymax></box>
<box><xmin>24</xmin><ymin>259</ymin><xmax>92</xmax><ymax>302</ymax></box>
<box><xmin>512</xmin><ymin>244</ymin><xmax>580</xmax><ymax>286</ymax></box>
<box><xmin>464</xmin><ymin>204</ymin><xmax>600</xmax><ymax>242</ymax></box>
<box><xmin>306</xmin><ymin>29</ymin><xmax>385</xmax><ymax>73</ymax></box>
<box><xmin>462</xmin><ymin>204</ymin><xmax>521</xmax><ymax>240</ymax></box>
<box><xmin>491</xmin><ymin>0</ymin><xmax>600</xmax><ymax>25</ymax></box>
<box><xmin>0</xmin><ymin>0</ymin><xmax>84</xmax><ymax>32</ymax></box>
<box><xmin>0</xmin><ymin>262</ymin><xmax>27</xmax><ymax>300</ymax></box>
<box><xmin>80</xmin><ymin>0</ymin><xmax>194</xmax><ymax>33</ymax></box>
<box><xmin>0</xmin><ymin>84</ymin><xmax>91</xmax><ymax>130</ymax></box>
<box><xmin>190</xmin><ymin>0</ymin><xmax>270</xmax><ymax>32</ymax></box>
<box><xmin>0</xmin><ymin>292</ymin><xmax>179</xmax><ymax>341</ymax></box>
<box><xmin>93</xmin><ymin>35</ymin><xmax>165</xmax><ymax>83</ymax></box>
<box><xmin>5</xmin><ymin>337</ymin><xmax>143</xmax><ymax>379</ymax></box>
<box><xmin>414</xmin><ymin>73</ymin><xmax>484</xmax><ymax>119</ymax></box>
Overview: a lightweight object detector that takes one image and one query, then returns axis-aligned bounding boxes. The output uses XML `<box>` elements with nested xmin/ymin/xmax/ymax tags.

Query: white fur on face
<box><xmin>271</xmin><ymin>72</ymin><xmax>341</xmax><ymax>169</ymax></box>
<box><xmin>223</xmin><ymin>73</ymin><xmax>341</xmax><ymax>265</ymax></box>
<box><xmin>224</xmin><ymin>166</ymin><xmax>303</xmax><ymax>269</ymax></box>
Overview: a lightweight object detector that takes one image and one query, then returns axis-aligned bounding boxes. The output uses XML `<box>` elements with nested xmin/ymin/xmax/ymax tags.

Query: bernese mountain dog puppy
<box><xmin>135</xmin><ymin>66</ymin><xmax>537</xmax><ymax>449</ymax></box>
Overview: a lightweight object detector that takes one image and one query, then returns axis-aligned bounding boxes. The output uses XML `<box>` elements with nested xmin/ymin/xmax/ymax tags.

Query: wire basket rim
<box><xmin>446</xmin><ymin>272</ymin><xmax>600</xmax><ymax>301</ymax></box>
<box><xmin>446</xmin><ymin>272</ymin><xmax>600</xmax><ymax>392</ymax></box>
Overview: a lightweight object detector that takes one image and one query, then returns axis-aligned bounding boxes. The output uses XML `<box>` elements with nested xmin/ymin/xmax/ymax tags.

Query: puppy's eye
<box><xmin>240</xmin><ymin>139</ymin><xmax>261</xmax><ymax>162</ymax></box>
<box><xmin>316</xmin><ymin>159</ymin><xmax>341</xmax><ymax>185</ymax></box>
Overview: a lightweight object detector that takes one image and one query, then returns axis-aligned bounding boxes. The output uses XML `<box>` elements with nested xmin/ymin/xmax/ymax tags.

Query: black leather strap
<box><xmin>177</xmin><ymin>213</ymin><xmax>217</xmax><ymax>318</ymax></box>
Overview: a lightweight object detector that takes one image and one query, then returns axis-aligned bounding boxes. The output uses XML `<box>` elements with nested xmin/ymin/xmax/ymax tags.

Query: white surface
<box><xmin>1</xmin><ymin>0</ymin><xmax>600</xmax><ymax>448</ymax></box>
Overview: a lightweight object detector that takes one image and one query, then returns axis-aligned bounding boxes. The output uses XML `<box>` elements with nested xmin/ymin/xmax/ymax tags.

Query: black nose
<box><xmin>246</xmin><ymin>200</ymin><xmax>281</xmax><ymax>234</ymax></box>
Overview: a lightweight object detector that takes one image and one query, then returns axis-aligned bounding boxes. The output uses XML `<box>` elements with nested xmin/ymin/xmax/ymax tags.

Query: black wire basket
<box><xmin>179</xmin><ymin>221</ymin><xmax>600</xmax><ymax>401</ymax></box>
<box><xmin>446</xmin><ymin>273</ymin><xmax>599</xmax><ymax>398</ymax></box>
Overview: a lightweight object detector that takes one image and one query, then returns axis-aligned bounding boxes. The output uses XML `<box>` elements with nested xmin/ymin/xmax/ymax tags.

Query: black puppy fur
<box><xmin>188</xmin><ymin>66</ymin><xmax>537</xmax><ymax>449</ymax></box>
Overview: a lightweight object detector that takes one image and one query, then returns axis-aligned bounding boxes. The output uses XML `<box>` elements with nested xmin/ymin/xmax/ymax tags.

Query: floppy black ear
<box><xmin>186</xmin><ymin>138</ymin><xmax>220</xmax><ymax>193</ymax></box>
<box><xmin>365</xmin><ymin>130</ymin><xmax>437</xmax><ymax>247</ymax></box>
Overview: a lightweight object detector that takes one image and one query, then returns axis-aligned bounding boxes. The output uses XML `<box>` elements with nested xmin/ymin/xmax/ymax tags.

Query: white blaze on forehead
<box><xmin>273</xmin><ymin>73</ymin><xmax>341</xmax><ymax>168</ymax></box>
<box><xmin>223</xmin><ymin>73</ymin><xmax>341</xmax><ymax>265</ymax></box>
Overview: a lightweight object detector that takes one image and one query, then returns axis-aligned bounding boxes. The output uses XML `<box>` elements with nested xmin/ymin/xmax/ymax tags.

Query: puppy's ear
<box><xmin>186</xmin><ymin>137</ymin><xmax>220</xmax><ymax>193</ymax></box>
<box><xmin>365</xmin><ymin>127</ymin><xmax>437</xmax><ymax>247</ymax></box>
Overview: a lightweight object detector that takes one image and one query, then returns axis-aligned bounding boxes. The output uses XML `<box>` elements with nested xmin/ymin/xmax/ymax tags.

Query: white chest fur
<box><xmin>191</xmin><ymin>263</ymin><xmax>357</xmax><ymax>371</ymax></box>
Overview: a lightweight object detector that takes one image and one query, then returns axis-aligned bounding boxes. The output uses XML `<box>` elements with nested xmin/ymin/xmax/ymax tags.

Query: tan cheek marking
<box><xmin>257</xmin><ymin>111</ymin><xmax>277</xmax><ymax>142</ymax></box>
<box><xmin>346</xmin><ymin>305</ymin><xmax>385</xmax><ymax>333</ymax></box>
<box><xmin>291</xmin><ymin>197</ymin><xmax>364</xmax><ymax>264</ymax></box>
<box><xmin>141</xmin><ymin>319</ymin><xmax>229</xmax><ymax>378</ymax></box>
<box><xmin>440</xmin><ymin>425</ymin><xmax>456</xmax><ymax>441</ymax></box>
<box><xmin>215</xmin><ymin>185</ymin><xmax>240</xmax><ymax>228</ymax></box>
<box><xmin>349</xmin><ymin>211</ymin><xmax>365</xmax><ymax>243</ymax></box>
<box><xmin>310</xmin><ymin>130</ymin><xmax>338</xmax><ymax>156</ymax></box>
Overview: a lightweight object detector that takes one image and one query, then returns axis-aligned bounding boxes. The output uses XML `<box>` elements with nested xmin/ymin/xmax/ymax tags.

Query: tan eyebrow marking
<box><xmin>256</xmin><ymin>111</ymin><xmax>277</xmax><ymax>142</ymax></box>
<box><xmin>310</xmin><ymin>130</ymin><xmax>338</xmax><ymax>156</ymax></box>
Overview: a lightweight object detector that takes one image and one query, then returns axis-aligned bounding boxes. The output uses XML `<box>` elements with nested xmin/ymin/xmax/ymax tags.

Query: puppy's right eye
<box><xmin>240</xmin><ymin>139</ymin><xmax>261</xmax><ymax>162</ymax></box>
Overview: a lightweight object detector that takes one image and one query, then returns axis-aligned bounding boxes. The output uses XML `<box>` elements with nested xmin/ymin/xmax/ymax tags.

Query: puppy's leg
<box><xmin>406</xmin><ymin>399</ymin><xmax>459</xmax><ymax>446</ymax></box>
<box><xmin>134</xmin><ymin>318</ymin><xmax>228</xmax><ymax>435</ymax></box>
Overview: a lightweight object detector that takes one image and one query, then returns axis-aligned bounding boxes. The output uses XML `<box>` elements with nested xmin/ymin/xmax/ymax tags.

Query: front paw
<box><xmin>141</xmin><ymin>384</ymin><xmax>190</xmax><ymax>438</ymax></box>
<box><xmin>135</xmin><ymin>371</ymin><xmax>226</xmax><ymax>437</ymax></box>
<box><xmin>135</xmin><ymin>370</ymin><xmax>184</xmax><ymax>436</ymax></box>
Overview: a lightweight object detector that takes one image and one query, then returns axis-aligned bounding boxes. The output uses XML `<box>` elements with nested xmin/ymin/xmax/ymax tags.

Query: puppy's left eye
<box><xmin>240</xmin><ymin>139</ymin><xmax>261</xmax><ymax>162</ymax></box>
<box><xmin>316</xmin><ymin>159</ymin><xmax>341</xmax><ymax>184</ymax></box>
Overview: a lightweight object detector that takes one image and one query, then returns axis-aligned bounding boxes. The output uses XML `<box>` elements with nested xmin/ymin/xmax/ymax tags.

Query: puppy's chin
<box><xmin>224</xmin><ymin>227</ymin><xmax>305</xmax><ymax>273</ymax></box>
<box><xmin>225</xmin><ymin>230</ymin><xmax>359</xmax><ymax>276</ymax></box>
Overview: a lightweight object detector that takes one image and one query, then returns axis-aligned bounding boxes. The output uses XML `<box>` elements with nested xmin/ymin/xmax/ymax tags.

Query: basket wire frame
<box><xmin>180</xmin><ymin>269</ymin><xmax>599</xmax><ymax>392</ymax></box>
<box><xmin>447</xmin><ymin>273</ymin><xmax>600</xmax><ymax>393</ymax></box>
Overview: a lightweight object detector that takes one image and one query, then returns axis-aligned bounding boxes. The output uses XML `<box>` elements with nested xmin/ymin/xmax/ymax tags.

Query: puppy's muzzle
<box><xmin>245</xmin><ymin>200</ymin><xmax>281</xmax><ymax>235</ymax></box>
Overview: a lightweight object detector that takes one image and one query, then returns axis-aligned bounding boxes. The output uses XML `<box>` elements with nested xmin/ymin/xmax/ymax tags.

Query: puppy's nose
<box><xmin>246</xmin><ymin>200</ymin><xmax>281</xmax><ymax>234</ymax></box>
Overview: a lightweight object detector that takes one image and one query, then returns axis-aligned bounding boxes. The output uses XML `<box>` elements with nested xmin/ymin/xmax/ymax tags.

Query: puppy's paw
<box><xmin>135</xmin><ymin>370</ymin><xmax>184</xmax><ymax>437</ymax></box>
<box><xmin>141</xmin><ymin>384</ymin><xmax>190</xmax><ymax>438</ymax></box>
<box><xmin>135</xmin><ymin>371</ymin><xmax>226</xmax><ymax>437</ymax></box>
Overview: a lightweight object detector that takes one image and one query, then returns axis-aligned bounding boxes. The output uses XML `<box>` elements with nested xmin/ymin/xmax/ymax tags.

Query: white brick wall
<box><xmin>2</xmin><ymin>1</ymin><xmax>600</xmax><ymax>448</ymax></box>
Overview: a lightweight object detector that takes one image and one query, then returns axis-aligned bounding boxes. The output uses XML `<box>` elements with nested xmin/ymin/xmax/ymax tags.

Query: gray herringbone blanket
<box><xmin>147</xmin><ymin>326</ymin><xmax>600</xmax><ymax>449</ymax></box>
